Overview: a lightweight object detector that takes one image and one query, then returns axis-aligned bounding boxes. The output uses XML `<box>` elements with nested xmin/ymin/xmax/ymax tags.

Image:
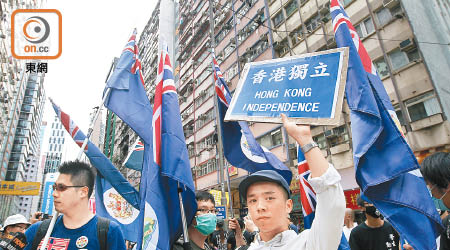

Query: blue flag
<box><xmin>330</xmin><ymin>1</ymin><xmax>442</xmax><ymax>249</ymax></box>
<box><xmin>141</xmin><ymin>44</ymin><xmax>196</xmax><ymax>249</ymax></box>
<box><xmin>124</xmin><ymin>139</ymin><xmax>144</xmax><ymax>171</ymax></box>
<box><xmin>297</xmin><ymin>147</ymin><xmax>349</xmax><ymax>249</ymax></box>
<box><xmin>212</xmin><ymin>54</ymin><xmax>292</xmax><ymax>184</ymax></box>
<box><xmin>50</xmin><ymin>99</ymin><xmax>140</xmax><ymax>242</ymax></box>
<box><xmin>104</xmin><ymin>31</ymin><xmax>196</xmax><ymax>249</ymax></box>
<box><xmin>103</xmin><ymin>29</ymin><xmax>153</xmax><ymax>145</ymax></box>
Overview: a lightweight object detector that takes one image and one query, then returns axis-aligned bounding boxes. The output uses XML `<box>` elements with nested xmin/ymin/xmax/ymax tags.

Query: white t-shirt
<box><xmin>342</xmin><ymin>222</ymin><xmax>357</xmax><ymax>240</ymax></box>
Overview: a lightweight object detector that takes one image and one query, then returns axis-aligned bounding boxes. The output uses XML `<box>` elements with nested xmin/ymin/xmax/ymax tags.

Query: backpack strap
<box><xmin>31</xmin><ymin>219</ymin><xmax>52</xmax><ymax>250</ymax></box>
<box><xmin>97</xmin><ymin>216</ymin><xmax>110</xmax><ymax>250</ymax></box>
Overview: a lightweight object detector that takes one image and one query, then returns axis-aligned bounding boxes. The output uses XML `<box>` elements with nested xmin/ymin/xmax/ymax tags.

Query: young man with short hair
<box><xmin>24</xmin><ymin>161</ymin><xmax>126</xmax><ymax>250</ymax></box>
<box><xmin>173</xmin><ymin>191</ymin><xmax>217</xmax><ymax>250</ymax></box>
<box><xmin>230</xmin><ymin>114</ymin><xmax>346</xmax><ymax>249</ymax></box>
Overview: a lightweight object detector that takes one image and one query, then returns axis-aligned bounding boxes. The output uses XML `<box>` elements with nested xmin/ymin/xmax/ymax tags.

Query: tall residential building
<box><xmin>44</xmin><ymin>116</ymin><xmax>66</xmax><ymax>174</ymax></box>
<box><xmin>266</xmin><ymin>0</ymin><xmax>450</xmax><ymax>222</ymax></box>
<box><xmin>0</xmin><ymin>70</ymin><xmax>46</xmax><ymax>221</ymax></box>
<box><xmin>0</xmin><ymin>0</ymin><xmax>45</xmax><ymax>222</ymax></box>
<box><xmin>89</xmin><ymin>107</ymin><xmax>105</xmax><ymax>149</ymax></box>
<box><xmin>175</xmin><ymin>0</ymin><xmax>284</xmax><ymax>213</ymax></box>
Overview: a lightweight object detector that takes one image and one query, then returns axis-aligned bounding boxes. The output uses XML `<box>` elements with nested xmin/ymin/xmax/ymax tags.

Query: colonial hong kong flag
<box><xmin>331</xmin><ymin>1</ymin><xmax>442</xmax><ymax>249</ymax></box>
<box><xmin>136</xmin><ymin>43</ymin><xmax>196</xmax><ymax>250</ymax></box>
<box><xmin>103</xmin><ymin>29</ymin><xmax>153</xmax><ymax>145</ymax></box>
<box><xmin>50</xmin><ymin>99</ymin><xmax>140</xmax><ymax>242</ymax></box>
<box><xmin>213</xmin><ymin>53</ymin><xmax>292</xmax><ymax>185</ymax></box>
<box><xmin>297</xmin><ymin>147</ymin><xmax>349</xmax><ymax>249</ymax></box>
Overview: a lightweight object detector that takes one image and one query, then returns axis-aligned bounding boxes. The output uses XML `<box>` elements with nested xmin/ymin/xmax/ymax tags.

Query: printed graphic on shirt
<box><xmin>38</xmin><ymin>237</ymin><xmax>70</xmax><ymax>250</ymax></box>
<box><xmin>385</xmin><ymin>233</ymin><xmax>397</xmax><ymax>249</ymax></box>
<box><xmin>75</xmin><ymin>236</ymin><xmax>88</xmax><ymax>248</ymax></box>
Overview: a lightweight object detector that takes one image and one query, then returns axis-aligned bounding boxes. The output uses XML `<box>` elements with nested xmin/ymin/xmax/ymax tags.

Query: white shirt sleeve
<box><xmin>306</xmin><ymin>164</ymin><xmax>346</xmax><ymax>250</ymax></box>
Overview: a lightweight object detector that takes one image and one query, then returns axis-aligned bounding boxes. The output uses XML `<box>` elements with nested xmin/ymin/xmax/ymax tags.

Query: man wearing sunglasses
<box><xmin>24</xmin><ymin>161</ymin><xmax>126</xmax><ymax>250</ymax></box>
<box><xmin>173</xmin><ymin>191</ymin><xmax>217</xmax><ymax>250</ymax></box>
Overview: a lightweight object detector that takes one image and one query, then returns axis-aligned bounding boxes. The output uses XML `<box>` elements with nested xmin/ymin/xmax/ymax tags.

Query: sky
<box><xmin>39</xmin><ymin>0</ymin><xmax>158</xmax><ymax>160</ymax></box>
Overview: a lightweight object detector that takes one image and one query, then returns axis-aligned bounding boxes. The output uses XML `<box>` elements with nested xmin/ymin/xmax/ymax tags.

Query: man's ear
<box><xmin>79</xmin><ymin>186</ymin><xmax>89</xmax><ymax>198</ymax></box>
<box><xmin>286</xmin><ymin>199</ymin><xmax>293</xmax><ymax>214</ymax></box>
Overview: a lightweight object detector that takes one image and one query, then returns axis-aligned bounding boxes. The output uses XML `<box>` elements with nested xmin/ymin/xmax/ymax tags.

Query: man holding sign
<box><xmin>230</xmin><ymin>114</ymin><xmax>345</xmax><ymax>250</ymax></box>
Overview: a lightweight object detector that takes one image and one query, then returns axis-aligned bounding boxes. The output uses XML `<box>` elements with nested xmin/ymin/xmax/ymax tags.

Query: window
<box><xmin>224</xmin><ymin>63</ymin><xmax>239</xmax><ymax>82</ymax></box>
<box><xmin>339</xmin><ymin>0</ymin><xmax>353</xmax><ymax>6</ymax></box>
<box><xmin>313</xmin><ymin>134</ymin><xmax>327</xmax><ymax>149</ymax></box>
<box><xmin>274</xmin><ymin>38</ymin><xmax>289</xmax><ymax>56</ymax></box>
<box><xmin>195</xmin><ymin>108</ymin><xmax>215</xmax><ymax>129</ymax></box>
<box><xmin>388</xmin><ymin>49</ymin><xmax>419</xmax><ymax>70</ymax></box>
<box><xmin>405</xmin><ymin>92</ymin><xmax>442</xmax><ymax>122</ymax></box>
<box><xmin>285</xmin><ymin>0</ymin><xmax>298</xmax><ymax>17</ymax></box>
<box><xmin>374</xmin><ymin>58</ymin><xmax>389</xmax><ymax>78</ymax></box>
<box><xmin>376</xmin><ymin>8</ymin><xmax>393</xmax><ymax>27</ymax></box>
<box><xmin>256</xmin><ymin>128</ymin><xmax>283</xmax><ymax>149</ymax></box>
<box><xmin>289</xmin><ymin>26</ymin><xmax>304</xmax><ymax>46</ymax></box>
<box><xmin>355</xmin><ymin>17</ymin><xmax>374</xmax><ymax>39</ymax></box>
<box><xmin>196</xmin><ymin>158</ymin><xmax>217</xmax><ymax>177</ymax></box>
<box><xmin>305</xmin><ymin>14</ymin><xmax>320</xmax><ymax>33</ymax></box>
<box><xmin>272</xmin><ymin>11</ymin><xmax>284</xmax><ymax>27</ymax></box>
<box><xmin>326</xmin><ymin>125</ymin><xmax>349</xmax><ymax>147</ymax></box>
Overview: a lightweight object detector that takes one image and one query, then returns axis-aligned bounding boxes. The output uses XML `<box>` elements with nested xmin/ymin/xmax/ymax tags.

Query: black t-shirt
<box><xmin>440</xmin><ymin>214</ymin><xmax>450</xmax><ymax>250</ymax></box>
<box><xmin>349</xmin><ymin>221</ymin><xmax>399</xmax><ymax>250</ymax></box>
<box><xmin>210</xmin><ymin>230</ymin><xmax>235</xmax><ymax>250</ymax></box>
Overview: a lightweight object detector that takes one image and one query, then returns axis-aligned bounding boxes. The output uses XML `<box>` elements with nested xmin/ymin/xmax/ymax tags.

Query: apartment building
<box><xmin>267</xmin><ymin>0</ymin><xmax>450</xmax><ymax>221</ymax></box>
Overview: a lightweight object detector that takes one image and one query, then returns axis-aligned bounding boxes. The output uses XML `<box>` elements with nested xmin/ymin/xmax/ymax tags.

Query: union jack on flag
<box><xmin>297</xmin><ymin>147</ymin><xmax>316</xmax><ymax>228</ymax></box>
<box><xmin>50</xmin><ymin>98</ymin><xmax>87</xmax><ymax>151</ymax></box>
<box><xmin>212</xmin><ymin>54</ymin><xmax>232</xmax><ymax>107</ymax></box>
<box><xmin>330</xmin><ymin>0</ymin><xmax>376</xmax><ymax>76</ymax></box>
<box><xmin>152</xmin><ymin>45</ymin><xmax>177</xmax><ymax>166</ymax></box>
<box><xmin>123</xmin><ymin>29</ymin><xmax>145</xmax><ymax>86</ymax></box>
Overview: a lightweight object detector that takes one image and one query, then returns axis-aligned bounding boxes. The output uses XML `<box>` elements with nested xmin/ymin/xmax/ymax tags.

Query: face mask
<box><xmin>365</xmin><ymin>206</ymin><xmax>381</xmax><ymax>218</ymax></box>
<box><xmin>433</xmin><ymin>190</ymin><xmax>450</xmax><ymax>212</ymax></box>
<box><xmin>194</xmin><ymin>213</ymin><xmax>217</xmax><ymax>236</ymax></box>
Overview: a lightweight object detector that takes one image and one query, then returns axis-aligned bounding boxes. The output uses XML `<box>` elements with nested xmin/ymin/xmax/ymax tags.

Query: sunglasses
<box><xmin>52</xmin><ymin>183</ymin><xmax>85</xmax><ymax>192</ymax></box>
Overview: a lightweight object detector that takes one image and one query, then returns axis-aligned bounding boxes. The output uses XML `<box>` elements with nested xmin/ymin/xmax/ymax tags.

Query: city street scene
<box><xmin>0</xmin><ymin>0</ymin><xmax>449</xmax><ymax>249</ymax></box>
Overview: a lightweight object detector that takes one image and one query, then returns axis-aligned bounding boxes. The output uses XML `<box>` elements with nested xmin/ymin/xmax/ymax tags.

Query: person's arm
<box><xmin>281</xmin><ymin>114</ymin><xmax>328</xmax><ymax>178</ymax></box>
<box><xmin>282</xmin><ymin>114</ymin><xmax>345</xmax><ymax>249</ymax></box>
<box><xmin>228</xmin><ymin>218</ymin><xmax>245</xmax><ymax>248</ymax></box>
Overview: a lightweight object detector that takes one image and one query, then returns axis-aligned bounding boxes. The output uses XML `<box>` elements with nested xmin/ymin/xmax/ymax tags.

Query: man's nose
<box><xmin>256</xmin><ymin>199</ymin><xmax>266</xmax><ymax>211</ymax></box>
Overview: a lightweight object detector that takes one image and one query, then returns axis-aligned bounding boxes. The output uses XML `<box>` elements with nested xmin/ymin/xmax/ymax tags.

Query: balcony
<box><xmin>410</xmin><ymin>113</ymin><xmax>444</xmax><ymax>131</ymax></box>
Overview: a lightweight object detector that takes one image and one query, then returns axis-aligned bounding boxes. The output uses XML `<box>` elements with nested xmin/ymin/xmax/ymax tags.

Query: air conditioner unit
<box><xmin>399</xmin><ymin>37</ymin><xmax>416</xmax><ymax>52</ymax></box>
<box><xmin>230</xmin><ymin>38</ymin><xmax>236</xmax><ymax>45</ymax></box>
<box><xmin>319</xmin><ymin>4</ymin><xmax>329</xmax><ymax>16</ymax></box>
<box><xmin>382</xmin><ymin>0</ymin><xmax>399</xmax><ymax>9</ymax></box>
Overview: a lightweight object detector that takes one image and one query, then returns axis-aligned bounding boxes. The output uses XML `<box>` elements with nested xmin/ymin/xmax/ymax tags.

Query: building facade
<box><xmin>43</xmin><ymin>116</ymin><xmax>66</xmax><ymax>174</ymax></box>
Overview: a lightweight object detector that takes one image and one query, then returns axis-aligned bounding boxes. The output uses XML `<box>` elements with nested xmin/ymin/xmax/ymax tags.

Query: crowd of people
<box><xmin>1</xmin><ymin>117</ymin><xmax>449</xmax><ymax>250</ymax></box>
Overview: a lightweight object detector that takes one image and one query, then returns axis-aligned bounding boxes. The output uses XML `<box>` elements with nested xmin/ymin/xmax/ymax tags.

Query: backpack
<box><xmin>31</xmin><ymin>216</ymin><xmax>110</xmax><ymax>250</ymax></box>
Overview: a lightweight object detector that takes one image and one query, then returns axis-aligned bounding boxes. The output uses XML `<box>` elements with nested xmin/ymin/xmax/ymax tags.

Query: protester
<box><xmin>229</xmin><ymin>114</ymin><xmax>345</xmax><ymax>249</ymax></box>
<box><xmin>349</xmin><ymin>195</ymin><xmax>399</xmax><ymax>250</ymax></box>
<box><xmin>343</xmin><ymin>208</ymin><xmax>357</xmax><ymax>241</ymax></box>
<box><xmin>0</xmin><ymin>214</ymin><xmax>30</xmax><ymax>239</ymax></box>
<box><xmin>210</xmin><ymin>219</ymin><xmax>236</xmax><ymax>250</ymax></box>
<box><xmin>417</xmin><ymin>152</ymin><xmax>450</xmax><ymax>249</ymax></box>
<box><xmin>24</xmin><ymin>161</ymin><xmax>126</xmax><ymax>250</ymax></box>
<box><xmin>172</xmin><ymin>191</ymin><xmax>217</xmax><ymax>250</ymax></box>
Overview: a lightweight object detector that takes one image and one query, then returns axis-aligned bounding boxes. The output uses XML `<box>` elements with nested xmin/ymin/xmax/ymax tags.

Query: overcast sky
<box><xmin>40</xmin><ymin>0</ymin><xmax>158</xmax><ymax>160</ymax></box>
